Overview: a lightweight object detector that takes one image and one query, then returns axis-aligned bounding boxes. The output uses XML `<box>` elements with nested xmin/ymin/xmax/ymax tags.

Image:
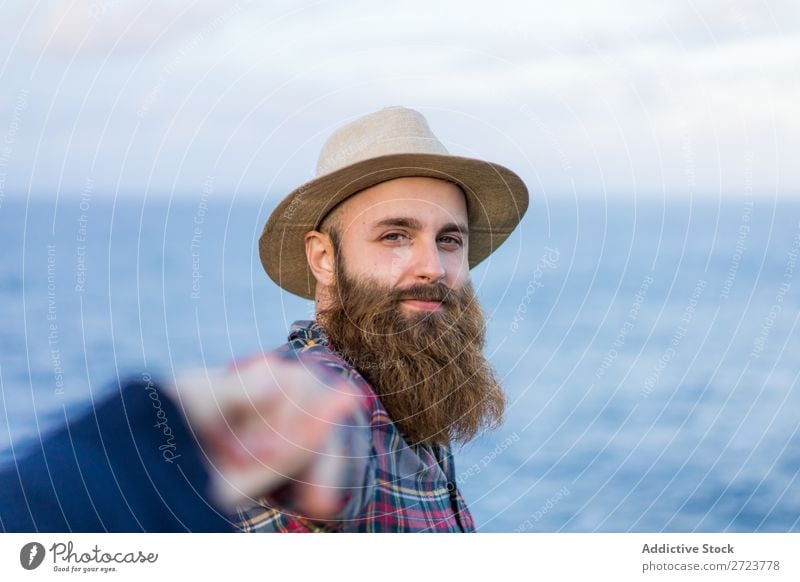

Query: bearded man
<box><xmin>235</xmin><ymin>106</ymin><xmax>529</xmax><ymax>532</ymax></box>
<box><xmin>0</xmin><ymin>106</ymin><xmax>527</xmax><ymax>533</ymax></box>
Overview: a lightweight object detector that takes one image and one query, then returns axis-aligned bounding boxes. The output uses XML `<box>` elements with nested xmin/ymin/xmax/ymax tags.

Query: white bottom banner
<box><xmin>1</xmin><ymin>533</ymin><xmax>796</xmax><ymax>581</ymax></box>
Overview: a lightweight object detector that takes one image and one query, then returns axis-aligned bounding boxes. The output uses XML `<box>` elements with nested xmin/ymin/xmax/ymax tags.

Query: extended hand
<box><xmin>173</xmin><ymin>354</ymin><xmax>362</xmax><ymax>518</ymax></box>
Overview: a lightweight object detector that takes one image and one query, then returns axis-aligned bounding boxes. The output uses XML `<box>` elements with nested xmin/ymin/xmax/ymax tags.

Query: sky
<box><xmin>1</xmin><ymin>0</ymin><xmax>798</xmax><ymax>203</ymax></box>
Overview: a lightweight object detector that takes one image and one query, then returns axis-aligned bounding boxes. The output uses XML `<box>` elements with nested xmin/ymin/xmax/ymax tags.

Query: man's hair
<box><xmin>319</xmin><ymin>205</ymin><xmax>343</xmax><ymax>240</ymax></box>
<box><xmin>320</xmin><ymin>207</ymin><xmax>343</xmax><ymax>265</ymax></box>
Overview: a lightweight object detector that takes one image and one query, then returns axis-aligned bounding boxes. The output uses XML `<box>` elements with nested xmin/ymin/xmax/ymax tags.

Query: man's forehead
<box><xmin>335</xmin><ymin>176</ymin><xmax>468</xmax><ymax>224</ymax></box>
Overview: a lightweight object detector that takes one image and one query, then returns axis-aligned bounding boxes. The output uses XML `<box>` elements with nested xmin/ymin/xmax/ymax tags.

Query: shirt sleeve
<box><xmin>0</xmin><ymin>376</ymin><xmax>234</xmax><ymax>532</ymax></box>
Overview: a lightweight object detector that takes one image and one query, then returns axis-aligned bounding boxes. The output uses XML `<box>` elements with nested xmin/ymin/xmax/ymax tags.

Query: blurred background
<box><xmin>1</xmin><ymin>0</ymin><xmax>798</xmax><ymax>532</ymax></box>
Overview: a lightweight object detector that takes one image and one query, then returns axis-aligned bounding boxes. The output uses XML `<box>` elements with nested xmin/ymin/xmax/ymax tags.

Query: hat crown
<box><xmin>316</xmin><ymin>106</ymin><xmax>450</xmax><ymax>176</ymax></box>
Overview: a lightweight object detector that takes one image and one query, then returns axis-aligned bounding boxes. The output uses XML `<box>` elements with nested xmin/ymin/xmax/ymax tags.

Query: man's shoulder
<box><xmin>273</xmin><ymin>319</ymin><xmax>331</xmax><ymax>354</ymax></box>
<box><xmin>273</xmin><ymin>339</ymin><xmax>361</xmax><ymax>388</ymax></box>
<box><xmin>271</xmin><ymin>322</ymin><xmax>379</xmax><ymax>405</ymax></box>
<box><xmin>271</xmin><ymin>331</ymin><xmax>342</xmax><ymax>366</ymax></box>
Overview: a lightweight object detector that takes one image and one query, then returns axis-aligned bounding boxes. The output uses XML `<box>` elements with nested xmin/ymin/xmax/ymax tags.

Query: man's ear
<box><xmin>304</xmin><ymin>230</ymin><xmax>336</xmax><ymax>288</ymax></box>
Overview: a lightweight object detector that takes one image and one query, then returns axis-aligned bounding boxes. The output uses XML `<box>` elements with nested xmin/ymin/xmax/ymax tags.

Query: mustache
<box><xmin>392</xmin><ymin>283</ymin><xmax>456</xmax><ymax>305</ymax></box>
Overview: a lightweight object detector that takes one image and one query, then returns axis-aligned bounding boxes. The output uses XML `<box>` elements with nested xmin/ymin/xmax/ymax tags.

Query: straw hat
<box><xmin>259</xmin><ymin>106</ymin><xmax>529</xmax><ymax>299</ymax></box>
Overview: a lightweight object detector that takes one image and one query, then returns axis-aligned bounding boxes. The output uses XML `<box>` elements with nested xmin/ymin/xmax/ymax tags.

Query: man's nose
<box><xmin>410</xmin><ymin>238</ymin><xmax>446</xmax><ymax>283</ymax></box>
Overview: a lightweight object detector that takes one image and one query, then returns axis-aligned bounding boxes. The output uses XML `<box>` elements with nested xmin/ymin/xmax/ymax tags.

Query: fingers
<box><xmin>211</xmin><ymin>370</ymin><xmax>357</xmax><ymax>461</ymax></box>
<box><xmin>292</xmin><ymin>475</ymin><xmax>345</xmax><ymax>522</ymax></box>
<box><xmin>196</xmin><ymin>354</ymin><xmax>363</xmax><ymax>508</ymax></box>
<box><xmin>279</xmin><ymin>409</ymin><xmax>356</xmax><ymax>522</ymax></box>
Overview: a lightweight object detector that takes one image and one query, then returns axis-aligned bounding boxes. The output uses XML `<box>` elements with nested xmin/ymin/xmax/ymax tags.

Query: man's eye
<box><xmin>439</xmin><ymin>235</ymin><xmax>463</xmax><ymax>246</ymax></box>
<box><xmin>382</xmin><ymin>232</ymin><xmax>408</xmax><ymax>242</ymax></box>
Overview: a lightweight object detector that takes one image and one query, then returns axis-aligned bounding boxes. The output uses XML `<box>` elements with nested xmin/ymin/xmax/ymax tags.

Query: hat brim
<box><xmin>259</xmin><ymin>152</ymin><xmax>529</xmax><ymax>299</ymax></box>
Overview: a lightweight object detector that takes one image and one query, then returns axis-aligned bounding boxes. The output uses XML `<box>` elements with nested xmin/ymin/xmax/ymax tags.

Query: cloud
<box><xmin>1</xmin><ymin>0</ymin><xmax>797</xmax><ymax>198</ymax></box>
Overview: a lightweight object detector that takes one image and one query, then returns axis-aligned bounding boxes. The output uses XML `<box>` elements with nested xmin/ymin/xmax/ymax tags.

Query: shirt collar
<box><xmin>288</xmin><ymin>319</ymin><xmax>330</xmax><ymax>346</ymax></box>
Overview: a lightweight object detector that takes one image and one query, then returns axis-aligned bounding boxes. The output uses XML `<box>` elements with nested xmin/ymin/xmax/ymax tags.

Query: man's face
<box><xmin>325</xmin><ymin>176</ymin><xmax>470</xmax><ymax>313</ymax></box>
<box><xmin>313</xmin><ymin>176</ymin><xmax>505</xmax><ymax>446</ymax></box>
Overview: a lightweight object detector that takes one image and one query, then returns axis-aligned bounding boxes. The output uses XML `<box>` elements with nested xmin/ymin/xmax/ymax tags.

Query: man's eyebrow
<box><xmin>372</xmin><ymin>217</ymin><xmax>423</xmax><ymax>231</ymax></box>
<box><xmin>440</xmin><ymin>222</ymin><xmax>469</xmax><ymax>237</ymax></box>
<box><xmin>372</xmin><ymin>217</ymin><xmax>469</xmax><ymax>236</ymax></box>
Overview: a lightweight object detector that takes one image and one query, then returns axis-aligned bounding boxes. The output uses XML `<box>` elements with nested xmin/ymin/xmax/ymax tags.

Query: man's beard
<box><xmin>316</xmin><ymin>252</ymin><xmax>505</xmax><ymax>447</ymax></box>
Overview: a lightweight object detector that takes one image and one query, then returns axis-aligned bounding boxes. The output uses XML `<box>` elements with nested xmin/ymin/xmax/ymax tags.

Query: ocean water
<box><xmin>1</xmin><ymin>195</ymin><xmax>798</xmax><ymax>532</ymax></box>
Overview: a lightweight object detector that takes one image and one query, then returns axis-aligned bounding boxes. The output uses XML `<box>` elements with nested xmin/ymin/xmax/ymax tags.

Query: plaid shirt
<box><xmin>235</xmin><ymin>320</ymin><xmax>476</xmax><ymax>532</ymax></box>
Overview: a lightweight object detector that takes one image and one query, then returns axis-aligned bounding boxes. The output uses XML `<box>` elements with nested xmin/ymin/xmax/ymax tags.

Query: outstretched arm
<box><xmin>0</xmin><ymin>354</ymin><xmax>370</xmax><ymax>532</ymax></box>
<box><xmin>171</xmin><ymin>353</ymin><xmax>373</xmax><ymax>523</ymax></box>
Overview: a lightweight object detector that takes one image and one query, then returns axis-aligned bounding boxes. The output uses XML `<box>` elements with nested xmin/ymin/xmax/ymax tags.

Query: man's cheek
<box><xmin>389</xmin><ymin>246</ymin><xmax>411</xmax><ymax>278</ymax></box>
